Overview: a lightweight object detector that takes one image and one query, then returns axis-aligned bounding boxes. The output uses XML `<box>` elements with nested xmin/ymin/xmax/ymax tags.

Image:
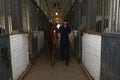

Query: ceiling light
<box><xmin>56</xmin><ymin>12</ymin><xmax>58</xmax><ymax>15</ymax></box>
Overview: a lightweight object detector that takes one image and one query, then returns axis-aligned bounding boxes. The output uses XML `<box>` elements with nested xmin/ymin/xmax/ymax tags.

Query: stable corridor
<box><xmin>1</xmin><ymin>0</ymin><xmax>120</xmax><ymax>80</ymax></box>
<box><xmin>23</xmin><ymin>46</ymin><xmax>89</xmax><ymax>80</ymax></box>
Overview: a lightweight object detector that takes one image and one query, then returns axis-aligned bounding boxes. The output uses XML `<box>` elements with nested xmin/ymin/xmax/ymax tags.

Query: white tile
<box><xmin>10</xmin><ymin>34</ymin><xmax>29</xmax><ymax>80</ymax></box>
<box><xmin>82</xmin><ymin>34</ymin><xmax>101</xmax><ymax>80</ymax></box>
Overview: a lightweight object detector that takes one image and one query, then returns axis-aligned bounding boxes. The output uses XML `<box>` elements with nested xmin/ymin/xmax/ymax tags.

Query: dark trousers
<box><xmin>60</xmin><ymin>42</ymin><xmax>70</xmax><ymax>64</ymax></box>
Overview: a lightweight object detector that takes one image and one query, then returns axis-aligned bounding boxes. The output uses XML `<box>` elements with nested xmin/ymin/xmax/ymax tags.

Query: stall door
<box><xmin>0</xmin><ymin>35</ymin><xmax>12</xmax><ymax>80</ymax></box>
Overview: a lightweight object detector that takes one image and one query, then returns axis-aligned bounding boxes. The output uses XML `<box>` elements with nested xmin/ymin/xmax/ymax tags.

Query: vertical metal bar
<box><xmin>27</xmin><ymin>0</ymin><xmax>30</xmax><ymax>32</ymax></box>
<box><xmin>113</xmin><ymin>0</ymin><xmax>116</xmax><ymax>32</ymax></box>
<box><xmin>96</xmin><ymin>0</ymin><xmax>98</xmax><ymax>32</ymax></box>
<box><xmin>98</xmin><ymin>0</ymin><xmax>100</xmax><ymax>32</ymax></box>
<box><xmin>97</xmin><ymin>0</ymin><xmax>99</xmax><ymax>16</ymax></box>
<box><xmin>105</xmin><ymin>0</ymin><xmax>106</xmax><ymax>30</ymax></box>
<box><xmin>8</xmin><ymin>0</ymin><xmax>12</xmax><ymax>33</ymax></box>
<box><xmin>99</xmin><ymin>0</ymin><xmax>102</xmax><ymax>32</ymax></box>
<box><xmin>1</xmin><ymin>0</ymin><xmax>5</xmax><ymax>33</ymax></box>
<box><xmin>115</xmin><ymin>0</ymin><xmax>119</xmax><ymax>32</ymax></box>
<box><xmin>118</xmin><ymin>1</ymin><xmax>120</xmax><ymax>31</ymax></box>
<box><xmin>86</xmin><ymin>0</ymin><xmax>90</xmax><ymax>32</ymax></box>
<box><xmin>98</xmin><ymin>0</ymin><xmax>99</xmax><ymax>32</ymax></box>
<box><xmin>4</xmin><ymin>0</ymin><xmax>9</xmax><ymax>34</ymax></box>
<box><xmin>106</xmin><ymin>0</ymin><xmax>108</xmax><ymax>32</ymax></box>
<box><xmin>95</xmin><ymin>0</ymin><xmax>97</xmax><ymax>32</ymax></box>
<box><xmin>101</xmin><ymin>0</ymin><xmax>105</xmax><ymax>32</ymax></box>
<box><xmin>105</xmin><ymin>0</ymin><xmax>108</xmax><ymax>31</ymax></box>
<box><xmin>107</xmin><ymin>0</ymin><xmax>110</xmax><ymax>32</ymax></box>
<box><xmin>100</xmin><ymin>0</ymin><xmax>102</xmax><ymax>32</ymax></box>
<box><xmin>19</xmin><ymin>0</ymin><xmax>23</xmax><ymax>32</ymax></box>
<box><xmin>0</xmin><ymin>0</ymin><xmax>2</xmax><ymax>33</ymax></box>
<box><xmin>108</xmin><ymin>0</ymin><xmax>112</xmax><ymax>32</ymax></box>
<box><xmin>22</xmin><ymin>0</ymin><xmax>26</xmax><ymax>32</ymax></box>
<box><xmin>105</xmin><ymin>0</ymin><xmax>107</xmax><ymax>29</ymax></box>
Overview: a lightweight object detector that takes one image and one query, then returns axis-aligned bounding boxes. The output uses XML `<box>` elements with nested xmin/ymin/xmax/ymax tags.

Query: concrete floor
<box><xmin>23</xmin><ymin>47</ymin><xmax>89</xmax><ymax>80</ymax></box>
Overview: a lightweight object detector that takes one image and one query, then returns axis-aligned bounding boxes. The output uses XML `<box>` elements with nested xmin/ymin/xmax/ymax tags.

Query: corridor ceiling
<box><xmin>45</xmin><ymin>0</ymin><xmax>76</xmax><ymax>17</ymax></box>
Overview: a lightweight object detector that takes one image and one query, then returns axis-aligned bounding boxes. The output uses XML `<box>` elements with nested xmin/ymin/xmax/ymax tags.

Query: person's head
<box><xmin>63</xmin><ymin>18</ymin><xmax>68</xmax><ymax>26</ymax></box>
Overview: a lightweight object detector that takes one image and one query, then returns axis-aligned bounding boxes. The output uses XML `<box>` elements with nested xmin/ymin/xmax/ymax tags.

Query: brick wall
<box><xmin>10</xmin><ymin>34</ymin><xmax>29</xmax><ymax>80</ymax></box>
<box><xmin>82</xmin><ymin>33</ymin><xmax>101</xmax><ymax>80</ymax></box>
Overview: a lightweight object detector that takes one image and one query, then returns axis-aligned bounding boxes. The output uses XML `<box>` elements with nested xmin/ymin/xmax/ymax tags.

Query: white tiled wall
<box><xmin>82</xmin><ymin>33</ymin><xmax>101</xmax><ymax>80</ymax></box>
<box><xmin>10</xmin><ymin>34</ymin><xmax>29</xmax><ymax>80</ymax></box>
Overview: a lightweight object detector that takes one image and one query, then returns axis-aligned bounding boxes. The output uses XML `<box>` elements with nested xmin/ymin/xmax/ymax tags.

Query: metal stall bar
<box><xmin>4</xmin><ymin>0</ymin><xmax>9</xmax><ymax>34</ymax></box>
<box><xmin>101</xmin><ymin>0</ymin><xmax>105</xmax><ymax>33</ymax></box>
<box><xmin>100</xmin><ymin>0</ymin><xmax>102</xmax><ymax>32</ymax></box>
<box><xmin>26</xmin><ymin>0</ymin><xmax>30</xmax><ymax>32</ymax></box>
<box><xmin>0</xmin><ymin>0</ymin><xmax>5</xmax><ymax>34</ymax></box>
<box><xmin>112</xmin><ymin>0</ymin><xmax>116</xmax><ymax>32</ymax></box>
<box><xmin>114</xmin><ymin>0</ymin><xmax>117</xmax><ymax>32</ymax></box>
<box><xmin>96</xmin><ymin>0</ymin><xmax>98</xmax><ymax>32</ymax></box>
<box><xmin>115</xmin><ymin>0</ymin><xmax>120</xmax><ymax>32</ymax></box>
<box><xmin>104</xmin><ymin>0</ymin><xmax>109</xmax><ymax>32</ymax></box>
<box><xmin>99</xmin><ymin>0</ymin><xmax>102</xmax><ymax>33</ymax></box>
<box><xmin>108</xmin><ymin>0</ymin><xmax>112</xmax><ymax>32</ymax></box>
<box><xmin>0</xmin><ymin>0</ymin><xmax>2</xmax><ymax>34</ymax></box>
<box><xmin>1</xmin><ymin>0</ymin><xmax>5</xmax><ymax>33</ymax></box>
<box><xmin>118</xmin><ymin>0</ymin><xmax>120</xmax><ymax>32</ymax></box>
<box><xmin>18</xmin><ymin>0</ymin><xmax>23</xmax><ymax>32</ymax></box>
<box><xmin>102</xmin><ymin>0</ymin><xmax>109</xmax><ymax>33</ymax></box>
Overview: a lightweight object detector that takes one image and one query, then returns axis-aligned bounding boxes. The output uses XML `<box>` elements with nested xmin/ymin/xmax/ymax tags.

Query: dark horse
<box><xmin>46</xmin><ymin>23</ymin><xmax>57</xmax><ymax>65</ymax></box>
